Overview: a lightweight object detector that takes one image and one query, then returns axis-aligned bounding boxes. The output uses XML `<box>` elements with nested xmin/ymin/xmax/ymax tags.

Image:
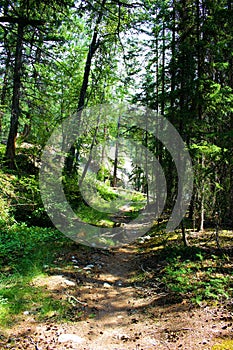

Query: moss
<box><xmin>212</xmin><ymin>340</ymin><xmax>233</xmax><ymax>349</ymax></box>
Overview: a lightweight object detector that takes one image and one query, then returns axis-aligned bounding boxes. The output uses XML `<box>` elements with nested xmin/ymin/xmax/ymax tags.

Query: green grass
<box><xmin>65</xmin><ymin>170</ymin><xmax>146</xmax><ymax>223</ymax></box>
<box><xmin>75</xmin><ymin>202</ymin><xmax>114</xmax><ymax>227</ymax></box>
<box><xmin>0</xmin><ymin>223</ymin><xmax>67</xmax><ymax>267</ymax></box>
<box><xmin>135</xmin><ymin>231</ymin><xmax>233</xmax><ymax>305</ymax></box>
<box><xmin>0</xmin><ymin>273</ymin><xmax>70</xmax><ymax>327</ymax></box>
<box><xmin>0</xmin><ymin>220</ymin><xmax>107</xmax><ymax>328</ymax></box>
<box><xmin>162</xmin><ymin>251</ymin><xmax>232</xmax><ymax>304</ymax></box>
<box><xmin>73</xmin><ymin>177</ymin><xmax>146</xmax><ymax>227</ymax></box>
<box><xmin>0</xmin><ymin>223</ymin><xmax>75</xmax><ymax>327</ymax></box>
<box><xmin>0</xmin><ymin>164</ymin><xmax>148</xmax><ymax>327</ymax></box>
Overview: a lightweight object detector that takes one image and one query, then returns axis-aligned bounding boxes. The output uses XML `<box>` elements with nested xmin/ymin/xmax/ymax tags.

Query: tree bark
<box><xmin>3</xmin><ymin>15</ymin><xmax>44</xmax><ymax>167</ymax></box>
<box><xmin>112</xmin><ymin>116</ymin><xmax>121</xmax><ymax>187</ymax></box>
<box><xmin>0</xmin><ymin>44</ymin><xmax>11</xmax><ymax>138</ymax></box>
<box><xmin>181</xmin><ymin>220</ymin><xmax>188</xmax><ymax>246</ymax></box>
<box><xmin>199</xmin><ymin>155</ymin><xmax>205</xmax><ymax>231</ymax></box>
<box><xmin>5</xmin><ymin>22</ymin><xmax>24</xmax><ymax>168</ymax></box>
<box><xmin>79</xmin><ymin>113</ymin><xmax>101</xmax><ymax>188</ymax></box>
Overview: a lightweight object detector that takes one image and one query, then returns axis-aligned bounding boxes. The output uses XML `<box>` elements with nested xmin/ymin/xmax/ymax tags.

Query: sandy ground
<box><xmin>1</xmin><ymin>245</ymin><xmax>232</xmax><ymax>349</ymax></box>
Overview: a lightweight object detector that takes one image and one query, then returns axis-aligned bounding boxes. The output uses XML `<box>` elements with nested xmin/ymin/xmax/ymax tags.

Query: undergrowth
<box><xmin>135</xmin><ymin>232</ymin><xmax>233</xmax><ymax>306</ymax></box>
<box><xmin>162</xmin><ymin>250</ymin><xmax>232</xmax><ymax>304</ymax></box>
<box><xmin>0</xmin><ymin>223</ymin><xmax>73</xmax><ymax>327</ymax></box>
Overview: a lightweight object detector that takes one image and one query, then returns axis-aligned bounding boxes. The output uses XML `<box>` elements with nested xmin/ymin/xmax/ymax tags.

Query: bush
<box><xmin>0</xmin><ymin>170</ymin><xmax>16</xmax><ymax>224</ymax></box>
<box><xmin>0</xmin><ymin>223</ymin><xmax>64</xmax><ymax>266</ymax></box>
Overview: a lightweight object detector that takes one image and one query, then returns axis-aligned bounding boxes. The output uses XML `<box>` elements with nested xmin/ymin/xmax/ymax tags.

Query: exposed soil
<box><xmin>0</xmin><ymin>244</ymin><xmax>232</xmax><ymax>350</ymax></box>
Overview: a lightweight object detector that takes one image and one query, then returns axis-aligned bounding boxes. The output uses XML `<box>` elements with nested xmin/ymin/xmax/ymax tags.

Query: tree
<box><xmin>125</xmin><ymin>0</ymin><xmax>233</xmax><ymax>230</ymax></box>
<box><xmin>0</xmin><ymin>0</ymin><xmax>72</xmax><ymax>167</ymax></box>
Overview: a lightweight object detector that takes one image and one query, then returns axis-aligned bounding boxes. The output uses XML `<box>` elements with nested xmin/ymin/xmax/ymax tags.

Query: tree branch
<box><xmin>0</xmin><ymin>16</ymin><xmax>45</xmax><ymax>26</ymax></box>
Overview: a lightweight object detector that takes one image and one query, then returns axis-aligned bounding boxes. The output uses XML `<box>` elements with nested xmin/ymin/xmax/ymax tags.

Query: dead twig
<box><xmin>28</xmin><ymin>336</ymin><xmax>40</xmax><ymax>350</ymax></box>
<box><xmin>65</xmin><ymin>293</ymin><xmax>87</xmax><ymax>307</ymax></box>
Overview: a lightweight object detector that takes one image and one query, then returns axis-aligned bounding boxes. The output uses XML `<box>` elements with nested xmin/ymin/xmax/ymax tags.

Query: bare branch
<box><xmin>0</xmin><ymin>16</ymin><xmax>45</xmax><ymax>26</ymax></box>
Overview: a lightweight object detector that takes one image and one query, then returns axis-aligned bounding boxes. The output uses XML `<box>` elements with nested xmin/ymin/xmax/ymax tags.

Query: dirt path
<box><xmin>1</xmin><ymin>245</ymin><xmax>232</xmax><ymax>349</ymax></box>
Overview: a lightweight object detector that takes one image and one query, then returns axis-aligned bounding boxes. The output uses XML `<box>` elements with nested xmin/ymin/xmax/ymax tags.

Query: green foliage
<box><xmin>96</xmin><ymin>165</ymin><xmax>111</xmax><ymax>182</ymax></box>
<box><xmin>0</xmin><ymin>146</ymin><xmax>51</xmax><ymax>226</ymax></box>
<box><xmin>75</xmin><ymin>202</ymin><xmax>113</xmax><ymax>227</ymax></box>
<box><xmin>11</xmin><ymin>173</ymin><xmax>50</xmax><ymax>226</ymax></box>
<box><xmin>0</xmin><ymin>0</ymin><xmax>232</xmax><ymax>328</ymax></box>
<box><xmin>0</xmin><ymin>223</ymin><xmax>65</xmax><ymax>267</ymax></box>
<box><xmin>0</xmin><ymin>196</ymin><xmax>9</xmax><ymax>224</ymax></box>
<box><xmin>0</xmin><ymin>276</ymin><xmax>70</xmax><ymax>327</ymax></box>
<box><xmin>162</xmin><ymin>250</ymin><xmax>232</xmax><ymax>304</ymax></box>
<box><xmin>0</xmin><ymin>0</ymin><xmax>232</xmax><ymax>230</ymax></box>
<box><xmin>136</xmin><ymin>230</ymin><xmax>233</xmax><ymax>306</ymax></box>
<box><xmin>0</xmin><ymin>169</ymin><xmax>16</xmax><ymax>224</ymax></box>
<box><xmin>62</xmin><ymin>173</ymin><xmax>83</xmax><ymax>207</ymax></box>
<box><xmin>0</xmin><ymin>223</ymin><xmax>73</xmax><ymax>327</ymax></box>
<box><xmin>95</xmin><ymin>181</ymin><xmax>119</xmax><ymax>202</ymax></box>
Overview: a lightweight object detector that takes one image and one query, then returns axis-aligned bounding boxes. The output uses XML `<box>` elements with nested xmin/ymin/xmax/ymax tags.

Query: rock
<box><xmin>64</xmin><ymin>279</ymin><xmax>76</xmax><ymax>287</ymax></box>
<box><xmin>138</xmin><ymin>235</ymin><xmax>151</xmax><ymax>243</ymax></box>
<box><xmin>103</xmin><ymin>282</ymin><xmax>111</xmax><ymax>288</ymax></box>
<box><xmin>83</xmin><ymin>264</ymin><xmax>94</xmax><ymax>270</ymax></box>
<box><xmin>58</xmin><ymin>334</ymin><xmax>84</xmax><ymax>343</ymax></box>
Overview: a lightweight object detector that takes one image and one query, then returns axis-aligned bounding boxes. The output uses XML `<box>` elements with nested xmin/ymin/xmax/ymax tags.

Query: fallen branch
<box><xmin>65</xmin><ymin>293</ymin><xmax>87</xmax><ymax>307</ymax></box>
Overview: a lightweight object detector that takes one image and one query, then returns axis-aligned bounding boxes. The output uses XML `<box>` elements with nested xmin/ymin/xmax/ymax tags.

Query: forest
<box><xmin>0</xmin><ymin>0</ymin><xmax>232</xmax><ymax>349</ymax></box>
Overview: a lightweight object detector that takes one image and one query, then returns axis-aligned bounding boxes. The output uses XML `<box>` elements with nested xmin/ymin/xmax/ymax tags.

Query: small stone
<box><xmin>83</xmin><ymin>264</ymin><xmax>94</xmax><ymax>270</ymax></box>
<box><xmin>103</xmin><ymin>283</ymin><xmax>111</xmax><ymax>288</ymax></box>
<box><xmin>64</xmin><ymin>279</ymin><xmax>76</xmax><ymax>287</ymax></box>
<box><xmin>71</xmin><ymin>256</ymin><xmax>78</xmax><ymax>263</ymax></box>
<box><xmin>58</xmin><ymin>334</ymin><xmax>84</xmax><ymax>343</ymax></box>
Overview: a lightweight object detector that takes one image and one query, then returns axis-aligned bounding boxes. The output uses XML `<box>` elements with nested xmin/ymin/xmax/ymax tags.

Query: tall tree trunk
<box><xmin>101</xmin><ymin>125</ymin><xmax>107</xmax><ymax>165</ymax></box>
<box><xmin>65</xmin><ymin>0</ymin><xmax>106</xmax><ymax>173</ymax></box>
<box><xmin>0</xmin><ymin>44</ymin><xmax>11</xmax><ymax>138</ymax></box>
<box><xmin>227</xmin><ymin>0</ymin><xmax>233</xmax><ymax>226</ymax></box>
<box><xmin>181</xmin><ymin>220</ymin><xmax>188</xmax><ymax>246</ymax></box>
<box><xmin>79</xmin><ymin>113</ymin><xmax>101</xmax><ymax>188</ymax></box>
<box><xmin>170</xmin><ymin>0</ymin><xmax>176</xmax><ymax>114</ymax></box>
<box><xmin>144</xmin><ymin>112</ymin><xmax>149</xmax><ymax>204</ymax></box>
<box><xmin>112</xmin><ymin>116</ymin><xmax>121</xmax><ymax>187</ymax></box>
<box><xmin>5</xmin><ymin>22</ymin><xmax>24</xmax><ymax>168</ymax></box>
<box><xmin>199</xmin><ymin>155</ymin><xmax>205</xmax><ymax>231</ymax></box>
<box><xmin>155</xmin><ymin>13</ymin><xmax>159</xmax><ymax>115</ymax></box>
<box><xmin>165</xmin><ymin>0</ymin><xmax>177</xmax><ymax>210</ymax></box>
<box><xmin>161</xmin><ymin>21</ymin><xmax>165</xmax><ymax>116</ymax></box>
